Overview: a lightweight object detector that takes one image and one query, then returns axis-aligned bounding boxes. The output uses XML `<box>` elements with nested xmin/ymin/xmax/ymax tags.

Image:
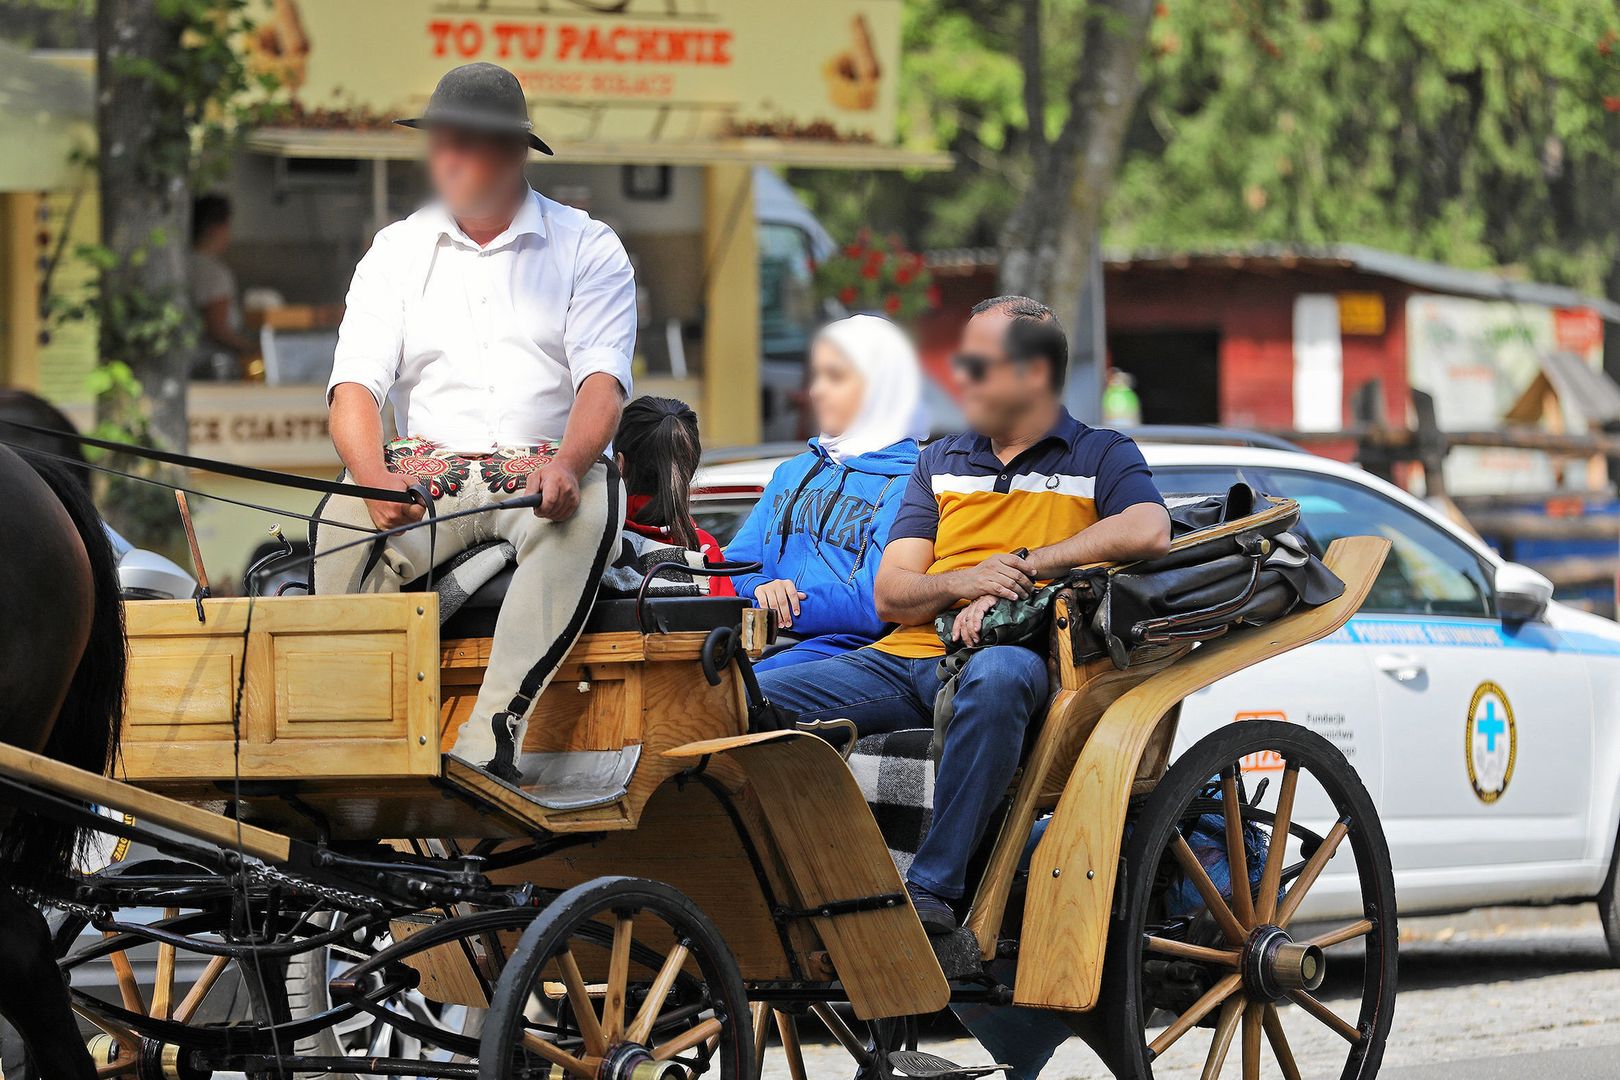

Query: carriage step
<box><xmin>887</xmin><ymin>1049</ymin><xmax>1008</xmax><ymax>1079</ymax></box>
<box><xmin>930</xmin><ymin>926</ymin><xmax>985</xmax><ymax>979</ymax></box>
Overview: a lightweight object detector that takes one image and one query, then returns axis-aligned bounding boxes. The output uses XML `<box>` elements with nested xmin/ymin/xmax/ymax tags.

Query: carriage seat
<box><xmin>437</xmin><ymin>563</ymin><xmax>749</xmax><ymax>639</ymax></box>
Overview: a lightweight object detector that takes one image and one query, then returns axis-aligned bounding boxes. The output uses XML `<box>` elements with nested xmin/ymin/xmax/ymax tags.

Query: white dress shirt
<box><xmin>329</xmin><ymin>187</ymin><xmax>636</xmax><ymax>454</ymax></box>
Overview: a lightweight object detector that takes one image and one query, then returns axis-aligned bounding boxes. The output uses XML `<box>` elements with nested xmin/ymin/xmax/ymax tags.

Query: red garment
<box><xmin>623</xmin><ymin>494</ymin><xmax>736</xmax><ymax>596</ymax></box>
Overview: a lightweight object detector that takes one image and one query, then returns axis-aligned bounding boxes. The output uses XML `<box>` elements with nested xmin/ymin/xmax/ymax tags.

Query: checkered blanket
<box><xmin>847</xmin><ymin>729</ymin><xmax>936</xmax><ymax>876</ymax></box>
<box><xmin>433</xmin><ymin>541</ymin><xmax>516</xmax><ymax>624</ymax></box>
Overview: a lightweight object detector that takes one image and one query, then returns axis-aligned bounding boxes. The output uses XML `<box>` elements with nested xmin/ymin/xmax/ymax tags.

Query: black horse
<box><xmin>0</xmin><ymin>441</ymin><xmax>127</xmax><ymax>1080</ymax></box>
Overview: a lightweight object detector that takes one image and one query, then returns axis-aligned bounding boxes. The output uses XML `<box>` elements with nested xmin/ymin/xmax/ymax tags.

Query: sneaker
<box><xmin>486</xmin><ymin>711</ymin><xmax>522</xmax><ymax>784</ymax></box>
<box><xmin>907</xmin><ymin>881</ymin><xmax>958</xmax><ymax>936</ymax></box>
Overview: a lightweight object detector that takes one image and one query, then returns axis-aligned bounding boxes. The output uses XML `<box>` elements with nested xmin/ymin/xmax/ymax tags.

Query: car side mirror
<box><xmin>1495</xmin><ymin>561</ymin><xmax>1553</xmax><ymax>624</ymax></box>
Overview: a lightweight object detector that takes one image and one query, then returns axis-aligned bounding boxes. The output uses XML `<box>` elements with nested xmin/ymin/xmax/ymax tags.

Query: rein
<box><xmin>0</xmin><ymin>417</ymin><xmax>423</xmax><ymax>505</ymax></box>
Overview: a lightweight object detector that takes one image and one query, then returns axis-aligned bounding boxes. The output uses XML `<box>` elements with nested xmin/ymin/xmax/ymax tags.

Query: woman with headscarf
<box><xmin>727</xmin><ymin>314</ymin><xmax>926</xmax><ymax>671</ymax></box>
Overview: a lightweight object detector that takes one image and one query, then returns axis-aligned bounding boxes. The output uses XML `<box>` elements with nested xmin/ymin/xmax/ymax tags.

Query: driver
<box><xmin>313</xmin><ymin>63</ymin><xmax>632</xmax><ymax>784</ymax></box>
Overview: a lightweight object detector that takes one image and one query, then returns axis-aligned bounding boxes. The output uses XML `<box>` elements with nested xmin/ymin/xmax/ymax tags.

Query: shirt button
<box><xmin>999</xmin><ymin>473</ymin><xmax>1008</xmax><ymax>481</ymax></box>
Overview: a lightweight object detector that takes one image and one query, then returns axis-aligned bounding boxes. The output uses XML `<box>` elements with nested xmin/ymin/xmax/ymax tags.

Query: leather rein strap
<box><xmin>0</xmin><ymin>417</ymin><xmax>422</xmax><ymax>506</ymax></box>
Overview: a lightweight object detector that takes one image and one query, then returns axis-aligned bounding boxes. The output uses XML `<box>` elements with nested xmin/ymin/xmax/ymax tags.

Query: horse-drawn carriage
<box><xmin>0</xmin><ymin>493</ymin><xmax>1397</xmax><ymax>1080</ymax></box>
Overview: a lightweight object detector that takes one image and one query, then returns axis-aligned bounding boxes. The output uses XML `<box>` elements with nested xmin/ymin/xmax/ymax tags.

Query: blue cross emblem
<box><xmin>1476</xmin><ymin>700</ymin><xmax>1505</xmax><ymax>753</ymax></box>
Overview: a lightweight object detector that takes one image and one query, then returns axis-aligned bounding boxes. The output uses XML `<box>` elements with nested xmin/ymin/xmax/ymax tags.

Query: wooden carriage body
<box><xmin>11</xmin><ymin>502</ymin><xmax>1388</xmax><ymax>1024</ymax></box>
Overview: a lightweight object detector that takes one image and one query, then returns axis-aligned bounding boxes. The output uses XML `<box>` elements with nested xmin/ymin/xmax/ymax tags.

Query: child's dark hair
<box><xmin>617</xmin><ymin>396</ymin><xmax>703</xmax><ymax>550</ymax></box>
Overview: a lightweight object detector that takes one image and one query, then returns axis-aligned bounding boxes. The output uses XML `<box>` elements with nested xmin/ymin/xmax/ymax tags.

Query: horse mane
<box><xmin>0</xmin><ymin>452</ymin><xmax>126</xmax><ymax>888</ymax></box>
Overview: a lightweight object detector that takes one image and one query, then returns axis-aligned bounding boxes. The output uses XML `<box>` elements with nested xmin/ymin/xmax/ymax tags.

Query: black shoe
<box><xmin>907</xmin><ymin>881</ymin><xmax>958</xmax><ymax>936</ymax></box>
<box><xmin>486</xmin><ymin>711</ymin><xmax>522</xmax><ymax>784</ymax></box>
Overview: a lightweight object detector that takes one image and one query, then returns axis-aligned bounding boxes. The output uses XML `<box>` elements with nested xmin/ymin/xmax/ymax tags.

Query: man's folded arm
<box><xmin>1027</xmin><ymin>501</ymin><xmax>1172</xmax><ymax>577</ymax></box>
<box><xmin>875</xmin><ymin>539</ymin><xmax>1037</xmax><ymax>625</ymax></box>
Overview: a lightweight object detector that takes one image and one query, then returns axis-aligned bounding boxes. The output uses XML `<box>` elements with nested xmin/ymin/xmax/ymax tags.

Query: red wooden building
<box><xmin>920</xmin><ymin>244</ymin><xmax>1620</xmax><ymax>438</ymax></box>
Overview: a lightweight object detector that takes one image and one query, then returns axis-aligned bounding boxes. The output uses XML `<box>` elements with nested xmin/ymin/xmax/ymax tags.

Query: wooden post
<box><xmin>701</xmin><ymin>164</ymin><xmax>761</xmax><ymax>447</ymax></box>
<box><xmin>1</xmin><ymin>193</ymin><xmax>42</xmax><ymax>392</ymax></box>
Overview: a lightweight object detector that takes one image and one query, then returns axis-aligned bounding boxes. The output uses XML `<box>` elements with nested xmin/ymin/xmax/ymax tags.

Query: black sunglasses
<box><xmin>952</xmin><ymin>351</ymin><xmax>1015</xmax><ymax>383</ymax></box>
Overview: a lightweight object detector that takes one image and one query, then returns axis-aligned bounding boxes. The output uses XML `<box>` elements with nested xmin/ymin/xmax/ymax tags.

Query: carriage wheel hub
<box><xmin>599</xmin><ymin>1043</ymin><xmax>684</xmax><ymax>1080</ymax></box>
<box><xmin>1241</xmin><ymin>924</ymin><xmax>1325</xmax><ymax>1001</ymax></box>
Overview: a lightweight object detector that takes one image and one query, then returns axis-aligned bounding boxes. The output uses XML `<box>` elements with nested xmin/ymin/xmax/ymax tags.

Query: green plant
<box><xmin>814</xmin><ymin>230</ymin><xmax>941</xmax><ymax>321</ymax></box>
<box><xmin>41</xmin><ymin>0</ymin><xmax>282</xmax><ymax>549</ymax></box>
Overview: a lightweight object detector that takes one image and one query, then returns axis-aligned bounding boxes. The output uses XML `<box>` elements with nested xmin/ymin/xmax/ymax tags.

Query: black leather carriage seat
<box><xmin>437</xmin><ymin>564</ymin><xmax>748</xmax><ymax>639</ymax></box>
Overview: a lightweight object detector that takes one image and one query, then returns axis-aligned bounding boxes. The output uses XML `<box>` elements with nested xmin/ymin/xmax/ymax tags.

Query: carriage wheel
<box><xmin>480</xmin><ymin>876</ymin><xmax>752</xmax><ymax>1080</ymax></box>
<box><xmin>1101</xmin><ymin>720</ymin><xmax>1397</xmax><ymax>1079</ymax></box>
<box><xmin>57</xmin><ymin>906</ymin><xmax>294</xmax><ymax>1080</ymax></box>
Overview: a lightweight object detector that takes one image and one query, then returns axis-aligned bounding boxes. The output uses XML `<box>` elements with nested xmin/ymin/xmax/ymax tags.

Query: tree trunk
<box><xmin>997</xmin><ymin>0</ymin><xmax>1156</xmax><ymax>336</ymax></box>
<box><xmin>95</xmin><ymin>0</ymin><xmax>193</xmax><ymax>450</ymax></box>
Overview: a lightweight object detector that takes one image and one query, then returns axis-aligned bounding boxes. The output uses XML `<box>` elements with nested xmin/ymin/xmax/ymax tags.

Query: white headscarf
<box><xmin>813</xmin><ymin>314</ymin><xmax>928</xmax><ymax>464</ymax></box>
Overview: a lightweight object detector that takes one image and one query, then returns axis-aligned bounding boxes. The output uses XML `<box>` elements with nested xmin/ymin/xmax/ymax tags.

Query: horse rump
<box><xmin>0</xmin><ymin>452</ymin><xmax>126</xmax><ymax>890</ymax></box>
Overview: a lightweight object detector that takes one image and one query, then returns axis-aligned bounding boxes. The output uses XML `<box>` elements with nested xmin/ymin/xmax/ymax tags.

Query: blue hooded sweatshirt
<box><xmin>726</xmin><ymin>437</ymin><xmax>920</xmax><ymax>670</ymax></box>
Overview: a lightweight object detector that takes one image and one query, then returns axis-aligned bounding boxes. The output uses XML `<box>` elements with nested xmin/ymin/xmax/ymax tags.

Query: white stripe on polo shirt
<box><xmin>930</xmin><ymin>471</ymin><xmax>1098</xmax><ymax>498</ymax></box>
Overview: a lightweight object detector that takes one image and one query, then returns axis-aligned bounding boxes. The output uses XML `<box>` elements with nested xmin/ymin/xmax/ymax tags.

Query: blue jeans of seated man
<box><xmin>755</xmin><ymin>645</ymin><xmax>1049</xmax><ymax>899</ymax></box>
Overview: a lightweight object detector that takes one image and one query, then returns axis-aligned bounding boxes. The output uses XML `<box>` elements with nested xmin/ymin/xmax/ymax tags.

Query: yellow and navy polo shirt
<box><xmin>873</xmin><ymin>409</ymin><xmax>1164</xmax><ymax>658</ymax></box>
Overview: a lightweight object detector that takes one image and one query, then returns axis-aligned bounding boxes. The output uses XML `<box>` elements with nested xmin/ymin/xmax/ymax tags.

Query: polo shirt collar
<box><xmin>957</xmin><ymin>406</ymin><xmax>1084</xmax><ymax>461</ymax></box>
<box><xmin>428</xmin><ymin>187</ymin><xmax>547</xmax><ymax>250</ymax></box>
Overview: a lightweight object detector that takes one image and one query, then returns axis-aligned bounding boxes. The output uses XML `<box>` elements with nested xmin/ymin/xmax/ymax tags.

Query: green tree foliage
<box><xmin>799</xmin><ymin>0</ymin><xmax>1620</xmax><ymax>300</ymax></box>
<box><xmin>792</xmin><ymin>0</ymin><xmax>1056</xmax><ymax>251</ymax></box>
<box><xmin>1110</xmin><ymin>0</ymin><xmax>1620</xmax><ymax>297</ymax></box>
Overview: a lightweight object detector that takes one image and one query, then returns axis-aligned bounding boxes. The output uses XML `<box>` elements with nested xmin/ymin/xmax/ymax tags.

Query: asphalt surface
<box><xmin>761</xmin><ymin>904</ymin><xmax>1620</xmax><ymax>1079</ymax></box>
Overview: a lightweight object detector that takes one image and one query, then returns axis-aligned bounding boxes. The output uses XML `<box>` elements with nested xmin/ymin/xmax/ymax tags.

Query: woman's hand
<box><xmin>754</xmin><ymin>579</ymin><xmax>807</xmax><ymax>629</ymax></box>
<box><xmin>951</xmin><ymin>594</ymin><xmax>999</xmax><ymax>648</ymax></box>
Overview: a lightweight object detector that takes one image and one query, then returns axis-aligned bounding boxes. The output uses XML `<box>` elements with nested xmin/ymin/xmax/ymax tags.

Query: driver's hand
<box><xmin>527</xmin><ymin>463</ymin><xmax>582</xmax><ymax>521</ymax></box>
<box><xmin>361</xmin><ymin>472</ymin><xmax>425</xmax><ymax>532</ymax></box>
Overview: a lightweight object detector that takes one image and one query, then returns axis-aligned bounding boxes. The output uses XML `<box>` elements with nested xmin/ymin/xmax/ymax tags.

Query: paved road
<box><xmin>1383</xmin><ymin>1044</ymin><xmax>1620</xmax><ymax>1079</ymax></box>
<box><xmin>762</xmin><ymin>904</ymin><xmax>1620</xmax><ymax>1079</ymax></box>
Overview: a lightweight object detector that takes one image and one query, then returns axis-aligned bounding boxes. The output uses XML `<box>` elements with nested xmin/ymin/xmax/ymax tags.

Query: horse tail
<box><xmin>0</xmin><ymin>454</ymin><xmax>126</xmax><ymax>888</ymax></box>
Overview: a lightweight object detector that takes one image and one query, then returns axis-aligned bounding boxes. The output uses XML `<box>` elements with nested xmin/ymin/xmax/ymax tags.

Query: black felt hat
<box><xmin>395</xmin><ymin>62</ymin><xmax>553</xmax><ymax>155</ymax></box>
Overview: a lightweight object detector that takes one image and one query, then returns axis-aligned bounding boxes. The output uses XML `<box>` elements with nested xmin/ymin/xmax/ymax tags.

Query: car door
<box><xmin>1264</xmin><ymin>468</ymin><xmax>1594</xmax><ymax>898</ymax></box>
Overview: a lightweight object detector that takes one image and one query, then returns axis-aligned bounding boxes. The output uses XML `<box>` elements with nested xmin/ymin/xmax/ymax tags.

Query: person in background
<box><xmin>606</xmin><ymin>396</ymin><xmax>734</xmax><ymax>596</ymax></box>
<box><xmin>189</xmin><ymin>194</ymin><xmax>256</xmax><ymax>377</ymax></box>
<box><xmin>1101</xmin><ymin>368</ymin><xmax>1143</xmax><ymax>426</ymax></box>
<box><xmin>726</xmin><ymin>314</ymin><xmax>924</xmax><ymax>670</ymax></box>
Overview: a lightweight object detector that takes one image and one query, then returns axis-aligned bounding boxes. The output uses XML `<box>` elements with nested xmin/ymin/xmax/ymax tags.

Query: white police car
<box><xmin>695</xmin><ymin>437</ymin><xmax>1620</xmax><ymax>958</ymax></box>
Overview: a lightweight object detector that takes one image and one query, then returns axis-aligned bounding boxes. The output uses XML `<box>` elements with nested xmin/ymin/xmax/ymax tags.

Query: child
<box><xmin>603</xmin><ymin>396</ymin><xmax>735</xmax><ymax>597</ymax></box>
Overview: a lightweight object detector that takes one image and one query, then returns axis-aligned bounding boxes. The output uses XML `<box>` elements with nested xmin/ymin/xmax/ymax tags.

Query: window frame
<box><xmin>1149</xmin><ymin>462</ymin><xmax>1500</xmax><ymax>621</ymax></box>
<box><xmin>1256</xmin><ymin>466</ymin><xmax>1499</xmax><ymax>620</ymax></box>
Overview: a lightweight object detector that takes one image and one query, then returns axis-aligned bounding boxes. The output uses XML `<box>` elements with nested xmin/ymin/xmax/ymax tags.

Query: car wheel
<box><xmin>1598</xmin><ymin>824</ymin><xmax>1620</xmax><ymax>965</ymax></box>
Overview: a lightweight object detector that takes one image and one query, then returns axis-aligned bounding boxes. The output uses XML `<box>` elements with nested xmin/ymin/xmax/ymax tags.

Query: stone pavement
<box><xmin>761</xmin><ymin>905</ymin><xmax>1620</xmax><ymax>1079</ymax></box>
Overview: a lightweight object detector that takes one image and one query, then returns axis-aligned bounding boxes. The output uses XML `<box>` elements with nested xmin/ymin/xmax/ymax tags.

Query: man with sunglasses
<box><xmin>756</xmin><ymin>295</ymin><xmax>1171</xmax><ymax>934</ymax></box>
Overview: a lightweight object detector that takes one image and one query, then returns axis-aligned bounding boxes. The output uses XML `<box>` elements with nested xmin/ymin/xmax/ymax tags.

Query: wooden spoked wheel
<box><xmin>59</xmin><ymin>906</ymin><xmax>291</xmax><ymax>1080</ymax></box>
<box><xmin>1103</xmin><ymin>721</ymin><xmax>1397</xmax><ymax>1080</ymax></box>
<box><xmin>480</xmin><ymin>876</ymin><xmax>752</xmax><ymax>1080</ymax></box>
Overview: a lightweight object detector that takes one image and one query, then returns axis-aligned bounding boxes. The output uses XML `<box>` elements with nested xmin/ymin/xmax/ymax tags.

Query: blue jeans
<box><xmin>756</xmin><ymin>645</ymin><xmax>1048</xmax><ymax>899</ymax></box>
